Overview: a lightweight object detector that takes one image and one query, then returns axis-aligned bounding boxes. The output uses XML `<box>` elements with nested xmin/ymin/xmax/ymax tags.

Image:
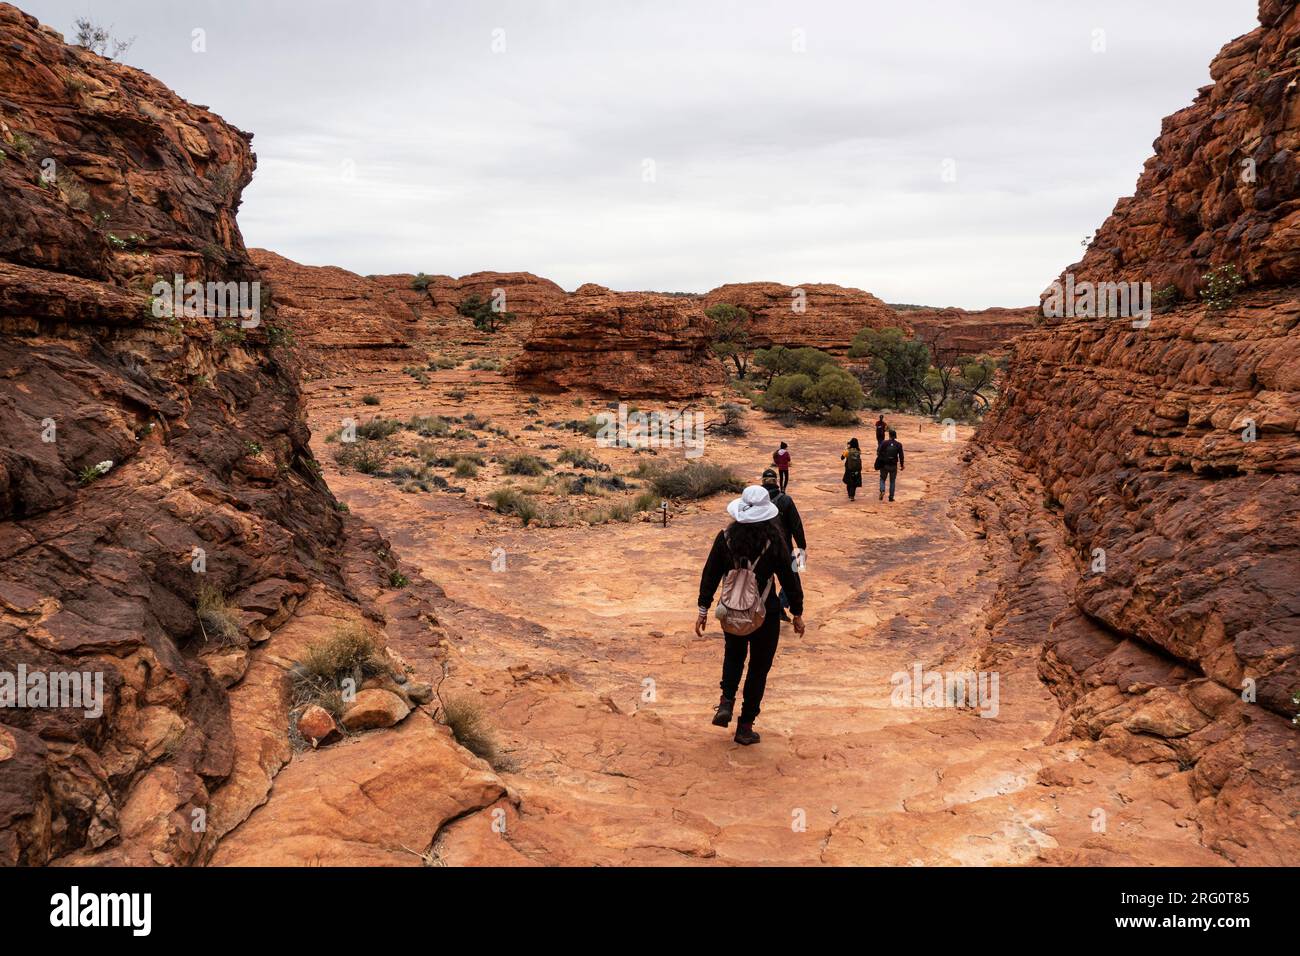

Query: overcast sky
<box><xmin>28</xmin><ymin>1</ymin><xmax>1258</xmax><ymax>306</ymax></box>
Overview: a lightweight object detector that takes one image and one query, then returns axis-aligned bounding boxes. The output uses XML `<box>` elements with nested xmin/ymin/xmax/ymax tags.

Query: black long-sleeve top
<box><xmin>878</xmin><ymin>438</ymin><xmax>905</xmax><ymax>469</ymax></box>
<box><xmin>697</xmin><ymin>522</ymin><xmax>805</xmax><ymax>618</ymax></box>
<box><xmin>767</xmin><ymin>489</ymin><xmax>807</xmax><ymax>552</ymax></box>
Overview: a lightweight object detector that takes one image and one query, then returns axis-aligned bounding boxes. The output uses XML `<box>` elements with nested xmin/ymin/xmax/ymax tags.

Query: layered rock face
<box><xmin>972</xmin><ymin>0</ymin><xmax>1299</xmax><ymax>863</ymax></box>
<box><xmin>510</xmin><ymin>285</ymin><xmax>726</xmax><ymax>398</ymax></box>
<box><xmin>0</xmin><ymin>5</ymin><xmax>347</xmax><ymax>864</ymax></box>
<box><xmin>1063</xmin><ymin>0</ymin><xmax>1300</xmax><ymax>298</ymax></box>
<box><xmin>896</xmin><ymin>306</ymin><xmax>1037</xmax><ymax>355</ymax></box>
<box><xmin>701</xmin><ymin>281</ymin><xmax>897</xmax><ymax>352</ymax></box>
<box><xmin>371</xmin><ymin>270</ymin><xmax>568</xmax><ymax>348</ymax></box>
<box><xmin>249</xmin><ymin>249</ymin><xmax>423</xmax><ymax>371</ymax></box>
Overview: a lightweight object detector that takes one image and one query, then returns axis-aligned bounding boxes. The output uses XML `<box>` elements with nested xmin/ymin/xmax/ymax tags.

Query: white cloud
<box><xmin>27</xmin><ymin>0</ymin><xmax>1259</xmax><ymax>306</ymax></box>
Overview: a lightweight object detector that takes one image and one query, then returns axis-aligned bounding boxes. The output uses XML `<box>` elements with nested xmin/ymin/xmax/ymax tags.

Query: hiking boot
<box><xmin>712</xmin><ymin>695</ymin><xmax>735</xmax><ymax>727</ymax></box>
<box><xmin>734</xmin><ymin>723</ymin><xmax>760</xmax><ymax>746</ymax></box>
<box><xmin>879</xmin><ymin>488</ymin><xmax>885</xmax><ymax>500</ymax></box>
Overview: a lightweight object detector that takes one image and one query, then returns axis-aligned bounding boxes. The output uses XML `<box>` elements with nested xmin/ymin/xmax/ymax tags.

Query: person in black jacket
<box><xmin>696</xmin><ymin>486</ymin><xmax>806</xmax><ymax>745</ymax></box>
<box><xmin>761</xmin><ymin>468</ymin><xmax>806</xmax><ymax>622</ymax></box>
<box><xmin>876</xmin><ymin>428</ymin><xmax>905</xmax><ymax>501</ymax></box>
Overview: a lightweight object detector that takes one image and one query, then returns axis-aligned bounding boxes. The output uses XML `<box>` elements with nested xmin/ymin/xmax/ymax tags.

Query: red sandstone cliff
<box><xmin>894</xmin><ymin>306</ymin><xmax>1037</xmax><ymax>354</ymax></box>
<box><xmin>970</xmin><ymin>0</ymin><xmax>1299</xmax><ymax>863</ymax></box>
<box><xmin>509</xmin><ymin>284</ymin><xmax>726</xmax><ymax>398</ymax></box>
<box><xmin>249</xmin><ymin>249</ymin><xmax>424</xmax><ymax>371</ymax></box>
<box><xmin>0</xmin><ymin>5</ymin><xmax>449</xmax><ymax>865</ymax></box>
<box><xmin>702</xmin><ymin>281</ymin><xmax>897</xmax><ymax>353</ymax></box>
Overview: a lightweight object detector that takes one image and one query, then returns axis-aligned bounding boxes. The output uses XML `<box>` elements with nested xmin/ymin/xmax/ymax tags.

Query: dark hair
<box><xmin>888</xmin><ymin>429</ymin><xmax>897</xmax><ymax>438</ymax></box>
<box><xmin>848</xmin><ymin>437</ymin><xmax>860</xmax><ymax>449</ymax></box>
<box><xmin>779</xmin><ymin>442</ymin><xmax>787</xmax><ymax>449</ymax></box>
<box><xmin>725</xmin><ymin>518</ymin><xmax>784</xmax><ymax>563</ymax></box>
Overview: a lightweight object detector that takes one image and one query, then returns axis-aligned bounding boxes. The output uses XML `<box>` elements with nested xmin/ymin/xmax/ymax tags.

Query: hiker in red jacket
<box><xmin>772</xmin><ymin>442</ymin><xmax>791</xmax><ymax>490</ymax></box>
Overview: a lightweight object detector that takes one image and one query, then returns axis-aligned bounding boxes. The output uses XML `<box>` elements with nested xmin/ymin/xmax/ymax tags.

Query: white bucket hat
<box><xmin>727</xmin><ymin>485</ymin><xmax>779</xmax><ymax>524</ymax></box>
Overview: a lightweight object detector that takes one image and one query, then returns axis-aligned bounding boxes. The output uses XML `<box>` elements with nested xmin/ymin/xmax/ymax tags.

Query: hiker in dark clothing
<box><xmin>772</xmin><ymin>442</ymin><xmax>791</xmax><ymax>491</ymax></box>
<box><xmin>696</xmin><ymin>486</ymin><xmax>806</xmax><ymax>746</ymax></box>
<box><xmin>875</xmin><ymin>415</ymin><xmax>888</xmax><ymax>447</ymax></box>
<box><xmin>841</xmin><ymin>437</ymin><xmax>863</xmax><ymax>500</ymax></box>
<box><xmin>876</xmin><ymin>428</ymin><xmax>905</xmax><ymax>502</ymax></box>
<box><xmin>761</xmin><ymin>468</ymin><xmax>807</xmax><ymax>622</ymax></box>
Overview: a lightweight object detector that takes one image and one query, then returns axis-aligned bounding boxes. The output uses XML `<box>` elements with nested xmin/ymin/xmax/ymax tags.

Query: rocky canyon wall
<box><xmin>0</xmin><ymin>4</ymin><xmax>352</xmax><ymax>864</ymax></box>
<box><xmin>971</xmin><ymin>0</ymin><xmax>1299</xmax><ymax>863</ymax></box>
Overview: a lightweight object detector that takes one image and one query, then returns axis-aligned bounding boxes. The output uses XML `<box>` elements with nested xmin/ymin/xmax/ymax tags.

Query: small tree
<box><xmin>705</xmin><ymin>303</ymin><xmax>754</xmax><ymax>379</ymax></box>
<box><xmin>73</xmin><ymin>18</ymin><xmax>134</xmax><ymax>59</ymax></box>
<box><xmin>457</xmin><ymin>293</ymin><xmax>514</xmax><ymax>333</ymax></box>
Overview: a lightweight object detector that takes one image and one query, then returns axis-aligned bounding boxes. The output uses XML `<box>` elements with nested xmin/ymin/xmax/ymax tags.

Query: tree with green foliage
<box><xmin>761</xmin><ymin>362</ymin><xmax>864</xmax><ymax>423</ymax></box>
<box><xmin>705</xmin><ymin>303</ymin><xmax>754</xmax><ymax>379</ymax></box>
<box><xmin>457</xmin><ymin>293</ymin><xmax>515</xmax><ymax>333</ymax></box>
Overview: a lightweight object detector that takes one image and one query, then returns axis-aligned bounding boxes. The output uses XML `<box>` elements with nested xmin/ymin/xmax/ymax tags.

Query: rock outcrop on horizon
<box><xmin>702</xmin><ymin>281</ymin><xmax>897</xmax><ymax>353</ymax></box>
<box><xmin>509</xmin><ymin>285</ymin><xmax>726</xmax><ymax>398</ymax></box>
<box><xmin>895</xmin><ymin>305</ymin><xmax>1037</xmax><ymax>355</ymax></box>
<box><xmin>250</xmin><ymin>249</ymin><xmax>424</xmax><ymax>371</ymax></box>
<box><xmin>970</xmin><ymin>0</ymin><xmax>1299</xmax><ymax>863</ymax></box>
<box><xmin>1062</xmin><ymin>0</ymin><xmax>1300</xmax><ymax>299</ymax></box>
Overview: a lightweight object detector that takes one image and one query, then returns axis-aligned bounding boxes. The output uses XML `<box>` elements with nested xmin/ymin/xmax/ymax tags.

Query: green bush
<box><xmin>362</xmin><ymin>394</ymin><xmax>381</xmax><ymax>406</ymax></box>
<box><xmin>405</xmin><ymin>415</ymin><xmax>450</xmax><ymax>437</ymax></box>
<box><xmin>1200</xmin><ymin>264</ymin><xmax>1245</xmax><ymax>311</ymax></box>
<box><xmin>650</xmin><ymin>462</ymin><xmax>743</xmax><ymax>500</ymax></box>
<box><xmin>488</xmin><ymin>488</ymin><xmax>540</xmax><ymax>524</ymax></box>
<box><xmin>557</xmin><ymin>448</ymin><xmax>602</xmax><ymax>470</ymax></box>
<box><xmin>355</xmin><ymin>417</ymin><xmax>402</xmax><ymax>440</ymax></box>
<box><xmin>503</xmin><ymin>454</ymin><xmax>550</xmax><ymax>476</ymax></box>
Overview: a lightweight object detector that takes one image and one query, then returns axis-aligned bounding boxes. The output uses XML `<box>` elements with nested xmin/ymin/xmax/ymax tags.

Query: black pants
<box><xmin>720</xmin><ymin>610</ymin><xmax>781</xmax><ymax>724</ymax></box>
<box><xmin>778</xmin><ymin>469</ymin><xmax>789</xmax><ymax>491</ymax></box>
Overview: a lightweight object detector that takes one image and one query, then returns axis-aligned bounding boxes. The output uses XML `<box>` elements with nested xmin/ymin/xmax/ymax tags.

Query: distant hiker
<box><xmin>875</xmin><ymin>428</ymin><xmax>905</xmax><ymax>502</ymax></box>
<box><xmin>875</xmin><ymin>415</ymin><xmax>888</xmax><ymax>447</ymax></box>
<box><xmin>761</xmin><ymin>468</ymin><xmax>806</xmax><ymax>622</ymax></box>
<box><xmin>696</xmin><ymin>486</ymin><xmax>806</xmax><ymax>746</ymax></box>
<box><xmin>772</xmin><ymin>442</ymin><xmax>791</xmax><ymax>491</ymax></box>
<box><xmin>841</xmin><ymin>438</ymin><xmax>863</xmax><ymax>501</ymax></box>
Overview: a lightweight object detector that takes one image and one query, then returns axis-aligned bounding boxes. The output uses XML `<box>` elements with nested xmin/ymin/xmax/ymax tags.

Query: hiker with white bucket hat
<box><xmin>695</xmin><ymin>486</ymin><xmax>806</xmax><ymax>746</ymax></box>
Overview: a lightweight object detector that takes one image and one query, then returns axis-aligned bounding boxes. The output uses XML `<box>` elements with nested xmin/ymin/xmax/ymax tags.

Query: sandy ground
<box><xmin>298</xmin><ymin>365</ymin><xmax>1224</xmax><ymax>866</ymax></box>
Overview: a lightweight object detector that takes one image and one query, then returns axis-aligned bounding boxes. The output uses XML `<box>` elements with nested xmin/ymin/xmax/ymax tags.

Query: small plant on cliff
<box><xmin>1152</xmin><ymin>285</ymin><xmax>1182</xmax><ymax>314</ymax></box>
<box><xmin>411</xmin><ymin>272</ymin><xmax>432</xmax><ymax>291</ymax></box>
<box><xmin>196</xmin><ymin>584</ymin><xmax>241</xmax><ymax>645</ymax></box>
<box><xmin>441</xmin><ymin>696</ymin><xmax>500</xmax><ymax>767</ymax></box>
<box><xmin>292</xmin><ymin>624</ymin><xmax>388</xmax><ymax>717</ymax></box>
<box><xmin>387</xmin><ymin>570</ymin><xmax>410</xmax><ymax>589</ymax></box>
<box><xmin>1200</xmin><ymin>264</ymin><xmax>1246</xmax><ymax>312</ymax></box>
<box><xmin>362</xmin><ymin>394</ymin><xmax>380</xmax><ymax>406</ymax></box>
<box><xmin>72</xmin><ymin>18</ymin><xmax>135</xmax><ymax>60</ymax></box>
<box><xmin>76</xmin><ymin>460</ymin><xmax>113</xmax><ymax>486</ymax></box>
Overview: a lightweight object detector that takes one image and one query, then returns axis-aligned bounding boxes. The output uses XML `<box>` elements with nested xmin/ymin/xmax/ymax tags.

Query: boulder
<box><xmin>341</xmin><ymin>689</ymin><xmax>411</xmax><ymax>732</ymax></box>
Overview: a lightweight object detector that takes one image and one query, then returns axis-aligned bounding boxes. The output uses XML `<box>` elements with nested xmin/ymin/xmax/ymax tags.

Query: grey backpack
<box><xmin>714</xmin><ymin>534</ymin><xmax>772</xmax><ymax>636</ymax></box>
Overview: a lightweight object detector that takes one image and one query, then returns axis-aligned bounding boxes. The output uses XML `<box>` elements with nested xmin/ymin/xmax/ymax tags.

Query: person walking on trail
<box><xmin>761</xmin><ymin>468</ymin><xmax>806</xmax><ymax>622</ymax></box>
<box><xmin>696</xmin><ymin>486</ymin><xmax>806</xmax><ymax>746</ymax></box>
<box><xmin>876</xmin><ymin>428</ymin><xmax>905</xmax><ymax>502</ymax></box>
<box><xmin>841</xmin><ymin>438</ymin><xmax>863</xmax><ymax>501</ymax></box>
<box><xmin>875</xmin><ymin>415</ymin><xmax>888</xmax><ymax>447</ymax></box>
<box><xmin>772</xmin><ymin>442</ymin><xmax>791</xmax><ymax>491</ymax></box>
